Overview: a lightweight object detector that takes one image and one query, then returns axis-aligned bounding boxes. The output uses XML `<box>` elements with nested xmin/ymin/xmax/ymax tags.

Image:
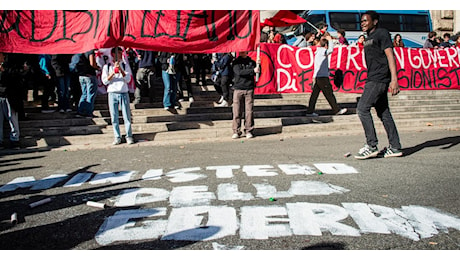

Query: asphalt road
<box><xmin>0</xmin><ymin>129</ymin><xmax>460</xmax><ymax>252</ymax></box>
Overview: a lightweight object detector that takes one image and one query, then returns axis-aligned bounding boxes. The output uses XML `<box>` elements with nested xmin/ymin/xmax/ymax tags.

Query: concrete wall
<box><xmin>430</xmin><ymin>10</ymin><xmax>459</xmax><ymax>36</ymax></box>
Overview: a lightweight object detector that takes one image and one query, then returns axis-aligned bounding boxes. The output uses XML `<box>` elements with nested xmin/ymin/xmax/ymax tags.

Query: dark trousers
<box><xmin>306</xmin><ymin>77</ymin><xmax>340</xmax><ymax>114</ymax></box>
<box><xmin>41</xmin><ymin>76</ymin><xmax>56</xmax><ymax>110</ymax></box>
<box><xmin>357</xmin><ymin>81</ymin><xmax>401</xmax><ymax>149</ymax></box>
<box><xmin>176</xmin><ymin>71</ymin><xmax>194</xmax><ymax>99</ymax></box>
<box><xmin>135</xmin><ymin>67</ymin><xmax>155</xmax><ymax>103</ymax></box>
<box><xmin>194</xmin><ymin>64</ymin><xmax>207</xmax><ymax>86</ymax></box>
<box><xmin>214</xmin><ymin>75</ymin><xmax>232</xmax><ymax>102</ymax></box>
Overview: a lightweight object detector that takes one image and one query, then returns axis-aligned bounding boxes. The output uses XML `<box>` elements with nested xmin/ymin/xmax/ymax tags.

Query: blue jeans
<box><xmin>108</xmin><ymin>92</ymin><xmax>133</xmax><ymax>140</ymax></box>
<box><xmin>0</xmin><ymin>97</ymin><xmax>20</xmax><ymax>143</ymax></box>
<box><xmin>77</xmin><ymin>75</ymin><xmax>97</xmax><ymax>116</ymax></box>
<box><xmin>162</xmin><ymin>70</ymin><xmax>177</xmax><ymax>108</ymax></box>
<box><xmin>357</xmin><ymin>81</ymin><xmax>401</xmax><ymax>149</ymax></box>
<box><xmin>56</xmin><ymin>74</ymin><xmax>71</xmax><ymax>110</ymax></box>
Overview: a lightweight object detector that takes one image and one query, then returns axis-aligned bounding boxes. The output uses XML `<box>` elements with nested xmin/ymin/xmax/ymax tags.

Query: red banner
<box><xmin>250</xmin><ymin>43</ymin><xmax>460</xmax><ymax>94</ymax></box>
<box><xmin>0</xmin><ymin>10</ymin><xmax>260</xmax><ymax>54</ymax></box>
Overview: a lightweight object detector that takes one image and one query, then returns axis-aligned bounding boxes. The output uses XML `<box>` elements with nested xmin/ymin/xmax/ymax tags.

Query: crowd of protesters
<box><xmin>2</xmin><ymin>13</ymin><xmax>460</xmax><ymax>150</ymax></box>
<box><xmin>0</xmin><ymin>47</ymin><xmax>232</xmax><ymax>147</ymax></box>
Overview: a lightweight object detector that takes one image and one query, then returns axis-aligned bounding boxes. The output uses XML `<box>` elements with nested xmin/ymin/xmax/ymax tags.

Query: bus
<box><xmin>294</xmin><ymin>10</ymin><xmax>432</xmax><ymax>47</ymax></box>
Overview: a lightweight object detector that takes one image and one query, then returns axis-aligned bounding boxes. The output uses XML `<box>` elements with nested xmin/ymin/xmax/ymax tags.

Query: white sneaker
<box><xmin>217</xmin><ymin>96</ymin><xmax>224</xmax><ymax>104</ymax></box>
<box><xmin>218</xmin><ymin>100</ymin><xmax>228</xmax><ymax>107</ymax></box>
<box><xmin>246</xmin><ymin>132</ymin><xmax>254</xmax><ymax>139</ymax></box>
<box><xmin>112</xmin><ymin>138</ymin><xmax>121</xmax><ymax>145</ymax></box>
<box><xmin>59</xmin><ymin>109</ymin><xmax>65</xmax><ymax>113</ymax></box>
<box><xmin>306</xmin><ymin>112</ymin><xmax>319</xmax><ymax>117</ymax></box>
<box><xmin>337</xmin><ymin>108</ymin><xmax>348</xmax><ymax>115</ymax></box>
<box><xmin>232</xmin><ymin>133</ymin><xmax>240</xmax><ymax>139</ymax></box>
<box><xmin>126</xmin><ymin>137</ymin><xmax>135</xmax><ymax>144</ymax></box>
<box><xmin>189</xmin><ymin>97</ymin><xmax>194</xmax><ymax>103</ymax></box>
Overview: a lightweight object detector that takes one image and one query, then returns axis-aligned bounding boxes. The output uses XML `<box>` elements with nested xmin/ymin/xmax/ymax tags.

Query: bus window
<box><xmin>329</xmin><ymin>12</ymin><xmax>361</xmax><ymax>31</ymax></box>
<box><xmin>379</xmin><ymin>14</ymin><xmax>402</xmax><ymax>32</ymax></box>
<box><xmin>296</xmin><ymin>13</ymin><xmax>326</xmax><ymax>34</ymax></box>
<box><xmin>402</xmin><ymin>15</ymin><xmax>430</xmax><ymax>32</ymax></box>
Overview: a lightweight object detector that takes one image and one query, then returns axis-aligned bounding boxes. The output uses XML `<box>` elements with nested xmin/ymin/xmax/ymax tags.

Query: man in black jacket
<box><xmin>231</xmin><ymin>51</ymin><xmax>259</xmax><ymax>139</ymax></box>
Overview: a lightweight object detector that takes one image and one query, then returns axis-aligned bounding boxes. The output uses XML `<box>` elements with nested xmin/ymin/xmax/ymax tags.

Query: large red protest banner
<box><xmin>0</xmin><ymin>10</ymin><xmax>260</xmax><ymax>54</ymax></box>
<box><xmin>250</xmin><ymin>43</ymin><xmax>460</xmax><ymax>94</ymax></box>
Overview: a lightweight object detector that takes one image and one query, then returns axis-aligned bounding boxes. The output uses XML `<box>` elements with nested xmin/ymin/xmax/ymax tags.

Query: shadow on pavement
<box><xmin>402</xmin><ymin>136</ymin><xmax>460</xmax><ymax>156</ymax></box>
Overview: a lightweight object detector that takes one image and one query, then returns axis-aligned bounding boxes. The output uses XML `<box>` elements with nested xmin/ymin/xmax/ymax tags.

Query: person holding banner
<box><xmin>231</xmin><ymin>51</ymin><xmax>259</xmax><ymax>139</ymax></box>
<box><xmin>306</xmin><ymin>34</ymin><xmax>347</xmax><ymax>117</ymax></box>
<box><xmin>354</xmin><ymin>11</ymin><xmax>402</xmax><ymax>160</ymax></box>
<box><xmin>337</xmin><ymin>29</ymin><xmax>349</xmax><ymax>45</ymax></box>
<box><xmin>393</xmin><ymin>34</ymin><xmax>404</xmax><ymax>47</ymax></box>
<box><xmin>455</xmin><ymin>35</ymin><xmax>460</xmax><ymax>48</ymax></box>
<box><xmin>423</xmin><ymin>31</ymin><xmax>438</xmax><ymax>49</ymax></box>
<box><xmin>356</xmin><ymin>34</ymin><xmax>365</xmax><ymax>48</ymax></box>
<box><xmin>101</xmin><ymin>47</ymin><xmax>134</xmax><ymax>145</ymax></box>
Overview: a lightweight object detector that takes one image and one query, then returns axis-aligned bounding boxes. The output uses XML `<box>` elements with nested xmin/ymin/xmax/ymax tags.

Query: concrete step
<box><xmin>20</xmin><ymin>124</ymin><xmax>107</xmax><ymax>137</ymax></box>
<box><xmin>16</xmin><ymin>88</ymin><xmax>460</xmax><ymax>150</ymax></box>
<box><xmin>23</xmin><ymin>117</ymin><xmax>460</xmax><ymax>151</ymax></box>
<box><xmin>17</xmin><ymin>104</ymin><xmax>460</xmax><ymax>138</ymax></box>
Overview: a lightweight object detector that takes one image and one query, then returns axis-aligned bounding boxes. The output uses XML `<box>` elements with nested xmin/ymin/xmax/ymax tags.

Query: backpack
<box><xmin>333</xmin><ymin>69</ymin><xmax>344</xmax><ymax>87</ymax></box>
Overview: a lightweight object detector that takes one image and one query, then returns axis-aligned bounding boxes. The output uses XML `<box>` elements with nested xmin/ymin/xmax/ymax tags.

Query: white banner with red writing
<box><xmin>250</xmin><ymin>43</ymin><xmax>460</xmax><ymax>94</ymax></box>
<box><xmin>0</xmin><ymin>10</ymin><xmax>260</xmax><ymax>54</ymax></box>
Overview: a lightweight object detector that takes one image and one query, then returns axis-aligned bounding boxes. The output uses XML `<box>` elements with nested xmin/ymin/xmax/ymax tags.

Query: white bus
<box><xmin>294</xmin><ymin>10</ymin><xmax>433</xmax><ymax>47</ymax></box>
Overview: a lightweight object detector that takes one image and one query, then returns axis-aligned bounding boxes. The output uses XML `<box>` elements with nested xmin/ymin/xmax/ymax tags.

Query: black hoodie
<box><xmin>232</xmin><ymin>55</ymin><xmax>256</xmax><ymax>90</ymax></box>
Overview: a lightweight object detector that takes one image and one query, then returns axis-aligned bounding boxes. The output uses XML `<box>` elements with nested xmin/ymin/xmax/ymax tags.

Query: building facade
<box><xmin>430</xmin><ymin>10</ymin><xmax>460</xmax><ymax>37</ymax></box>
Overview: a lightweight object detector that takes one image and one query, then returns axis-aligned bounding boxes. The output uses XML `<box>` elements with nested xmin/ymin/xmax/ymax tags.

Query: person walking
<box><xmin>354</xmin><ymin>10</ymin><xmax>402</xmax><ymax>159</ymax></box>
<box><xmin>306</xmin><ymin>34</ymin><xmax>347</xmax><ymax>117</ymax></box>
<box><xmin>101</xmin><ymin>47</ymin><xmax>134</xmax><ymax>145</ymax></box>
<box><xmin>231</xmin><ymin>51</ymin><xmax>259</xmax><ymax>139</ymax></box>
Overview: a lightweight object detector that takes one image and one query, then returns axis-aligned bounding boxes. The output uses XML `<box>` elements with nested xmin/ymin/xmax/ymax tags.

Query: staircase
<box><xmin>16</xmin><ymin>77</ymin><xmax>460</xmax><ymax>151</ymax></box>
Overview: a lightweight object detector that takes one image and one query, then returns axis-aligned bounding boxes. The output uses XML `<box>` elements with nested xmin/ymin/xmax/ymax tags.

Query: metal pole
<box><xmin>256</xmin><ymin>45</ymin><xmax>261</xmax><ymax>82</ymax></box>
